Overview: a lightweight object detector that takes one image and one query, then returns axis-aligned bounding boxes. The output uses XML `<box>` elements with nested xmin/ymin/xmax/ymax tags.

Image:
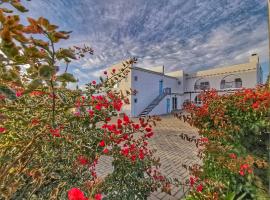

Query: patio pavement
<box><xmin>96</xmin><ymin>114</ymin><xmax>200</xmax><ymax>200</ymax></box>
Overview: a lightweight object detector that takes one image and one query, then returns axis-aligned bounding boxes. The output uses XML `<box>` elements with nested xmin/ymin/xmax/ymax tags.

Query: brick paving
<box><xmin>96</xmin><ymin>115</ymin><xmax>200</xmax><ymax>200</ymax></box>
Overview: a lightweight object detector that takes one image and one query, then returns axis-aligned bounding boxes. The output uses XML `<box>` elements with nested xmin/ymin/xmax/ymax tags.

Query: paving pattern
<box><xmin>96</xmin><ymin>115</ymin><xmax>200</xmax><ymax>200</ymax></box>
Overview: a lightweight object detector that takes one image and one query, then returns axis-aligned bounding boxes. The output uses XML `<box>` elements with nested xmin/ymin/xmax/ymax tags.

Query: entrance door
<box><xmin>166</xmin><ymin>98</ymin><xmax>170</xmax><ymax>113</ymax></box>
<box><xmin>159</xmin><ymin>80</ymin><xmax>163</xmax><ymax>95</ymax></box>
<box><xmin>172</xmin><ymin>97</ymin><xmax>177</xmax><ymax>110</ymax></box>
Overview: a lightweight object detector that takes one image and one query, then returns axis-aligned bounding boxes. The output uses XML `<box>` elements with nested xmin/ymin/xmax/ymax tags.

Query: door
<box><xmin>159</xmin><ymin>80</ymin><xmax>163</xmax><ymax>95</ymax></box>
<box><xmin>172</xmin><ymin>97</ymin><xmax>177</xmax><ymax>110</ymax></box>
<box><xmin>166</xmin><ymin>98</ymin><xmax>170</xmax><ymax>113</ymax></box>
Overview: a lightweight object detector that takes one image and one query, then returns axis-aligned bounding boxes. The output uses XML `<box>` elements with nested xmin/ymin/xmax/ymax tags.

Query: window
<box><xmin>134</xmin><ymin>98</ymin><xmax>137</xmax><ymax>103</ymax></box>
<box><xmin>134</xmin><ymin>76</ymin><xmax>138</xmax><ymax>81</ymax></box>
<box><xmin>220</xmin><ymin>75</ymin><xmax>242</xmax><ymax>89</ymax></box>
<box><xmin>194</xmin><ymin>78</ymin><xmax>210</xmax><ymax>90</ymax></box>
<box><xmin>220</xmin><ymin>80</ymin><xmax>225</xmax><ymax>89</ymax></box>
<box><xmin>235</xmin><ymin>78</ymin><xmax>242</xmax><ymax>88</ymax></box>
<box><xmin>178</xmin><ymin>81</ymin><xmax>181</xmax><ymax>85</ymax></box>
<box><xmin>200</xmin><ymin>82</ymin><xmax>210</xmax><ymax>90</ymax></box>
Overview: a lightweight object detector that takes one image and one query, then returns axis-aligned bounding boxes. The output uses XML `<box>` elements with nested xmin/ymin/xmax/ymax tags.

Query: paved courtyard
<box><xmin>96</xmin><ymin>115</ymin><xmax>200</xmax><ymax>200</ymax></box>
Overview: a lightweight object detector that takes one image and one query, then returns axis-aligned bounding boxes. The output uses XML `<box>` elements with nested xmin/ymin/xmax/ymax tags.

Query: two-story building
<box><xmin>109</xmin><ymin>54</ymin><xmax>263</xmax><ymax>117</ymax></box>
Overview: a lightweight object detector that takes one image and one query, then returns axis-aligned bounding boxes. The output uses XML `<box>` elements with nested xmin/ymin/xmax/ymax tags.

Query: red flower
<box><xmin>103</xmin><ymin>148</ymin><xmax>109</xmax><ymax>154</ymax></box>
<box><xmin>77</xmin><ymin>156</ymin><xmax>88</xmax><ymax>165</ymax></box>
<box><xmin>112</xmin><ymin>69</ymin><xmax>116</xmax><ymax>73</ymax></box>
<box><xmin>239</xmin><ymin>170</ymin><xmax>245</xmax><ymax>176</ymax></box>
<box><xmin>131</xmin><ymin>154</ymin><xmax>136</xmax><ymax>161</ymax></box>
<box><xmin>16</xmin><ymin>90</ymin><xmax>23</xmax><ymax>97</ymax></box>
<box><xmin>145</xmin><ymin>132</ymin><xmax>154</xmax><ymax>138</ymax></box>
<box><xmin>252</xmin><ymin>101</ymin><xmax>259</xmax><ymax>109</ymax></box>
<box><xmin>99</xmin><ymin>140</ymin><xmax>105</xmax><ymax>147</ymax></box>
<box><xmin>88</xmin><ymin>110</ymin><xmax>94</xmax><ymax>118</ymax></box>
<box><xmin>95</xmin><ymin>104</ymin><xmax>102</xmax><ymax>111</ymax></box>
<box><xmin>94</xmin><ymin>193</ymin><xmax>102</xmax><ymax>200</ymax></box>
<box><xmin>49</xmin><ymin>128</ymin><xmax>61</xmax><ymax>137</ymax></box>
<box><xmin>240</xmin><ymin>164</ymin><xmax>249</xmax><ymax>170</ymax></box>
<box><xmin>189</xmin><ymin>177</ymin><xmax>196</xmax><ymax>187</ymax></box>
<box><xmin>0</xmin><ymin>127</ymin><xmax>6</xmax><ymax>133</ymax></box>
<box><xmin>68</xmin><ymin>188</ymin><xmax>88</xmax><ymax>200</ymax></box>
<box><xmin>31</xmin><ymin>118</ymin><xmax>40</xmax><ymax>126</ymax></box>
<box><xmin>145</xmin><ymin>127</ymin><xmax>152</xmax><ymax>132</ymax></box>
<box><xmin>139</xmin><ymin>150</ymin><xmax>145</xmax><ymax>160</ymax></box>
<box><xmin>92</xmin><ymin>80</ymin><xmax>96</xmax><ymax>85</ymax></box>
<box><xmin>247</xmin><ymin>169</ymin><xmax>253</xmax><ymax>174</ymax></box>
<box><xmin>103</xmin><ymin>71</ymin><xmax>107</xmax><ymax>75</ymax></box>
<box><xmin>123</xmin><ymin>115</ymin><xmax>130</xmax><ymax>123</ymax></box>
<box><xmin>196</xmin><ymin>184</ymin><xmax>203</xmax><ymax>192</ymax></box>
<box><xmin>229</xmin><ymin>153</ymin><xmax>237</xmax><ymax>159</ymax></box>
<box><xmin>121</xmin><ymin>148</ymin><xmax>129</xmax><ymax>156</ymax></box>
<box><xmin>30</xmin><ymin>91</ymin><xmax>44</xmax><ymax>96</ymax></box>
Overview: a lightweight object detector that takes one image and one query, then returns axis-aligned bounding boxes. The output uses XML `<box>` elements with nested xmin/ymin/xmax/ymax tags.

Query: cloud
<box><xmin>20</xmin><ymin>0</ymin><xmax>269</xmax><ymax>85</ymax></box>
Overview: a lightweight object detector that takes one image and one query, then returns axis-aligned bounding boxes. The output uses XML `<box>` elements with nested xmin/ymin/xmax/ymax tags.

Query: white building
<box><xmin>109</xmin><ymin>54</ymin><xmax>263</xmax><ymax>117</ymax></box>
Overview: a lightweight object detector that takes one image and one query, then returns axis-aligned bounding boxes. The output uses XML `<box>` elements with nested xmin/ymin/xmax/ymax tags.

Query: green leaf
<box><xmin>57</xmin><ymin>49</ymin><xmax>76</xmax><ymax>60</ymax></box>
<box><xmin>225</xmin><ymin>192</ymin><xmax>236</xmax><ymax>200</ymax></box>
<box><xmin>25</xmin><ymin>79</ymin><xmax>42</xmax><ymax>93</ymax></box>
<box><xmin>57</xmin><ymin>73</ymin><xmax>77</xmax><ymax>83</ymax></box>
<box><xmin>39</xmin><ymin>65</ymin><xmax>53</xmax><ymax>79</ymax></box>
<box><xmin>0</xmin><ymin>84</ymin><xmax>16</xmax><ymax>100</ymax></box>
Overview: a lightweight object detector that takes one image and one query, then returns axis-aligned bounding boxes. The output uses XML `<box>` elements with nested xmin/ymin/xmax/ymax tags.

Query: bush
<box><xmin>0</xmin><ymin>1</ymin><xmax>168</xmax><ymax>199</ymax></box>
<box><xmin>180</xmin><ymin>87</ymin><xmax>270</xmax><ymax>199</ymax></box>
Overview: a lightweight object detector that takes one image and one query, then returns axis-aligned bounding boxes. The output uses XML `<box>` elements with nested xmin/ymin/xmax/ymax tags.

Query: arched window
<box><xmin>194</xmin><ymin>78</ymin><xmax>210</xmax><ymax>91</ymax></box>
<box><xmin>194</xmin><ymin>95</ymin><xmax>202</xmax><ymax>105</ymax></box>
<box><xmin>220</xmin><ymin>75</ymin><xmax>242</xmax><ymax>89</ymax></box>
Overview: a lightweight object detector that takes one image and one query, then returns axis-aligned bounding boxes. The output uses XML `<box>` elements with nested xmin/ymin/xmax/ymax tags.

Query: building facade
<box><xmin>109</xmin><ymin>54</ymin><xmax>263</xmax><ymax>117</ymax></box>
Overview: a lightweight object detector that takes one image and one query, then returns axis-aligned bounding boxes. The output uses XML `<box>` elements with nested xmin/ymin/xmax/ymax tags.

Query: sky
<box><xmin>21</xmin><ymin>0</ymin><xmax>269</xmax><ymax>86</ymax></box>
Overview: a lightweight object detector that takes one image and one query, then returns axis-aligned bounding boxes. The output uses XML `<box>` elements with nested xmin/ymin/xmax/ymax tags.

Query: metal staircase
<box><xmin>139</xmin><ymin>88</ymin><xmax>171</xmax><ymax>117</ymax></box>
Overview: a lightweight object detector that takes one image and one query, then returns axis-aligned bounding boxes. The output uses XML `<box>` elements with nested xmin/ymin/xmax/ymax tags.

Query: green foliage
<box><xmin>0</xmin><ymin>1</ymin><xmax>167</xmax><ymax>200</ymax></box>
<box><xmin>182</xmin><ymin>88</ymin><xmax>270</xmax><ymax>200</ymax></box>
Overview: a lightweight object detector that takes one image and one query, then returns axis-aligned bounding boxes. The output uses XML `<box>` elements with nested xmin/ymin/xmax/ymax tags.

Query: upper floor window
<box><xmin>235</xmin><ymin>78</ymin><xmax>242</xmax><ymax>88</ymax></box>
<box><xmin>194</xmin><ymin>78</ymin><xmax>210</xmax><ymax>90</ymax></box>
<box><xmin>220</xmin><ymin>75</ymin><xmax>242</xmax><ymax>89</ymax></box>
<box><xmin>134</xmin><ymin>76</ymin><xmax>138</xmax><ymax>81</ymax></box>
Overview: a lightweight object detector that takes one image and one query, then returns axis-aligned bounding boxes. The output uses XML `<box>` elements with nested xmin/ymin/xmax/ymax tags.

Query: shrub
<box><xmin>0</xmin><ymin>1</ymin><xmax>168</xmax><ymax>199</ymax></box>
<box><xmin>180</xmin><ymin>87</ymin><xmax>270</xmax><ymax>199</ymax></box>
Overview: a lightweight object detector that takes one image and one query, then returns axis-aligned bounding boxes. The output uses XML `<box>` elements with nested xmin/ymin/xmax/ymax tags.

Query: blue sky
<box><xmin>23</xmin><ymin>0</ymin><xmax>269</xmax><ymax>85</ymax></box>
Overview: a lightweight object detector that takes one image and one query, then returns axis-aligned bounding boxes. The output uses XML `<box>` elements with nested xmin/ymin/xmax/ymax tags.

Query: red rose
<box><xmin>99</xmin><ymin>140</ymin><xmax>105</xmax><ymax>147</ymax></box>
<box><xmin>68</xmin><ymin>188</ymin><xmax>88</xmax><ymax>200</ymax></box>
<box><xmin>112</xmin><ymin>69</ymin><xmax>116</xmax><ymax>73</ymax></box>
<box><xmin>103</xmin><ymin>71</ymin><xmax>107</xmax><ymax>75</ymax></box>
<box><xmin>92</xmin><ymin>80</ymin><xmax>96</xmax><ymax>85</ymax></box>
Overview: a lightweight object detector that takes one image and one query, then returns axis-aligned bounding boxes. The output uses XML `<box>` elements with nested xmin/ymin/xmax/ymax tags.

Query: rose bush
<box><xmin>0</xmin><ymin>1</ymin><xmax>169</xmax><ymax>199</ymax></box>
<box><xmin>179</xmin><ymin>87</ymin><xmax>270</xmax><ymax>199</ymax></box>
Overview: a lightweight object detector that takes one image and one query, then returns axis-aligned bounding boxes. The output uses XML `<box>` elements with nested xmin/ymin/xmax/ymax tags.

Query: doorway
<box><xmin>172</xmin><ymin>97</ymin><xmax>177</xmax><ymax>110</ymax></box>
<box><xmin>166</xmin><ymin>98</ymin><xmax>170</xmax><ymax>113</ymax></box>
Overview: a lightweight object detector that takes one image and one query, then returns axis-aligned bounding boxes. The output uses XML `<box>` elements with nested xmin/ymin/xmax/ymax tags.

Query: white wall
<box><xmin>130</xmin><ymin>68</ymin><xmax>182</xmax><ymax>117</ymax></box>
<box><xmin>149</xmin><ymin>94</ymin><xmax>184</xmax><ymax>116</ymax></box>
